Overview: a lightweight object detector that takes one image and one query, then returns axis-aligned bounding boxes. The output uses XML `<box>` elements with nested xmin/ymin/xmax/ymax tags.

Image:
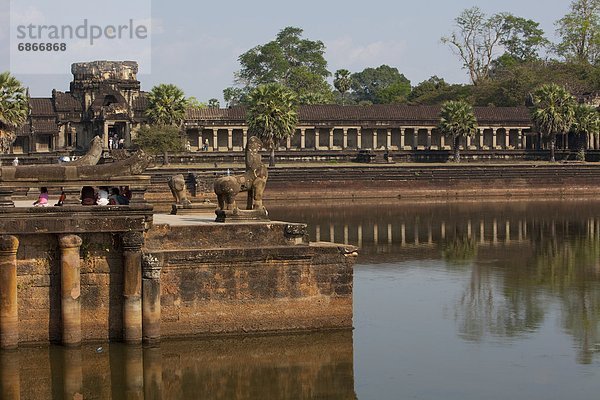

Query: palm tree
<box><xmin>438</xmin><ymin>100</ymin><xmax>478</xmax><ymax>163</ymax></box>
<box><xmin>0</xmin><ymin>72</ymin><xmax>28</xmax><ymax>154</ymax></box>
<box><xmin>145</xmin><ymin>84</ymin><xmax>187</xmax><ymax>126</ymax></box>
<box><xmin>246</xmin><ymin>83</ymin><xmax>298</xmax><ymax>167</ymax></box>
<box><xmin>334</xmin><ymin>69</ymin><xmax>352</xmax><ymax>105</ymax></box>
<box><xmin>145</xmin><ymin>84</ymin><xmax>187</xmax><ymax>164</ymax></box>
<box><xmin>571</xmin><ymin>104</ymin><xmax>600</xmax><ymax>161</ymax></box>
<box><xmin>530</xmin><ymin>83</ymin><xmax>575</xmax><ymax>162</ymax></box>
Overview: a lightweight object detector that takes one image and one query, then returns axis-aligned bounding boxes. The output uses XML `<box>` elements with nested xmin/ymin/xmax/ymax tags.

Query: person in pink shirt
<box><xmin>33</xmin><ymin>187</ymin><xmax>49</xmax><ymax>207</ymax></box>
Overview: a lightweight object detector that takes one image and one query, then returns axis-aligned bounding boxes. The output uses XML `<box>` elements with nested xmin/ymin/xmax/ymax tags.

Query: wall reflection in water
<box><xmin>1</xmin><ymin>331</ymin><xmax>355</xmax><ymax>400</ymax></box>
<box><xmin>270</xmin><ymin>199</ymin><xmax>600</xmax><ymax>364</ymax></box>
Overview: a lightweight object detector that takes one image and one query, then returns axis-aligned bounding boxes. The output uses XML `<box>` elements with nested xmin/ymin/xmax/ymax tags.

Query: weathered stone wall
<box><xmin>11</xmin><ymin>222</ymin><xmax>355</xmax><ymax>344</ymax></box>
<box><xmin>146</xmin><ymin>223</ymin><xmax>355</xmax><ymax>336</ymax></box>
<box><xmin>16</xmin><ymin>233</ymin><xmax>124</xmax><ymax>343</ymax></box>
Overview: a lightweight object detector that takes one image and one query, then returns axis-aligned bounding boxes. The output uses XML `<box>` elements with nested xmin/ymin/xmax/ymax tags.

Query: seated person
<box><xmin>33</xmin><ymin>187</ymin><xmax>49</xmax><ymax>207</ymax></box>
<box><xmin>96</xmin><ymin>186</ymin><xmax>110</xmax><ymax>206</ymax></box>
<box><xmin>109</xmin><ymin>187</ymin><xmax>130</xmax><ymax>205</ymax></box>
<box><xmin>54</xmin><ymin>188</ymin><xmax>66</xmax><ymax>206</ymax></box>
<box><xmin>81</xmin><ymin>186</ymin><xmax>96</xmax><ymax>205</ymax></box>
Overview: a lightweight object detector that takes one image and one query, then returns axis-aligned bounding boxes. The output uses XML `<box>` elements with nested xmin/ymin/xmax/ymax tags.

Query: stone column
<box><xmin>328</xmin><ymin>128</ymin><xmax>334</xmax><ymax>150</ymax></box>
<box><xmin>197</xmin><ymin>131</ymin><xmax>203</xmax><ymax>150</ymax></box>
<box><xmin>59</xmin><ymin>234</ymin><xmax>83</xmax><ymax>347</ymax></box>
<box><xmin>342</xmin><ymin>128</ymin><xmax>348</xmax><ymax>149</ymax></box>
<box><xmin>300</xmin><ymin>128</ymin><xmax>306</xmax><ymax>149</ymax></box>
<box><xmin>440</xmin><ymin>134</ymin><xmax>445</xmax><ymax>149</ymax></box>
<box><xmin>517</xmin><ymin>129</ymin><xmax>523</xmax><ymax>149</ymax></box>
<box><xmin>227</xmin><ymin>128</ymin><xmax>233</xmax><ymax>151</ymax></box>
<box><xmin>142</xmin><ymin>254</ymin><xmax>161</xmax><ymax>344</ymax></box>
<box><xmin>413</xmin><ymin>129</ymin><xmax>419</xmax><ymax>149</ymax></box>
<box><xmin>372</xmin><ymin>129</ymin><xmax>378</xmax><ymax>149</ymax></box>
<box><xmin>466</xmin><ymin>135</ymin><xmax>471</xmax><ymax>148</ymax></box>
<box><xmin>505</xmin><ymin>129</ymin><xmax>510</xmax><ymax>149</ymax></box>
<box><xmin>212</xmin><ymin>128</ymin><xmax>218</xmax><ymax>151</ymax></box>
<box><xmin>426</xmin><ymin>129</ymin><xmax>432</xmax><ymax>148</ymax></box>
<box><xmin>286</xmin><ymin>134</ymin><xmax>292</xmax><ymax>150</ymax></box>
<box><xmin>479</xmin><ymin>129</ymin><xmax>484</xmax><ymax>149</ymax></box>
<box><xmin>122</xmin><ymin>231</ymin><xmax>143</xmax><ymax>344</ymax></box>
<box><xmin>103</xmin><ymin>122</ymin><xmax>109</xmax><ymax>149</ymax></box>
<box><xmin>386</xmin><ymin>129</ymin><xmax>392</xmax><ymax>149</ymax></box>
<box><xmin>400</xmin><ymin>128</ymin><xmax>406</xmax><ymax>149</ymax></box>
<box><xmin>0</xmin><ymin>351</ymin><xmax>20</xmax><ymax>400</ymax></box>
<box><xmin>357</xmin><ymin>128</ymin><xmax>362</xmax><ymax>149</ymax></box>
<box><xmin>492</xmin><ymin>129</ymin><xmax>498</xmax><ymax>148</ymax></box>
<box><xmin>314</xmin><ymin>128</ymin><xmax>320</xmax><ymax>150</ymax></box>
<box><xmin>242</xmin><ymin>128</ymin><xmax>248</xmax><ymax>149</ymax></box>
<box><xmin>0</xmin><ymin>189</ymin><xmax>15</xmax><ymax>208</ymax></box>
<box><xmin>0</xmin><ymin>235</ymin><xmax>19</xmax><ymax>350</ymax></box>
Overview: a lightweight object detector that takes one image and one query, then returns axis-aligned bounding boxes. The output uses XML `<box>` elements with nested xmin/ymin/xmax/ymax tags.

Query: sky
<box><xmin>0</xmin><ymin>0</ymin><xmax>573</xmax><ymax>102</ymax></box>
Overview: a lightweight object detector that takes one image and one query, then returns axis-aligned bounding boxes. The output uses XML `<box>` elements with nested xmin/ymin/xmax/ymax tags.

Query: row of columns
<box><xmin>311</xmin><ymin>219</ymin><xmax>533</xmax><ymax>247</ymax></box>
<box><xmin>196</xmin><ymin>127</ymin><xmax>529</xmax><ymax>151</ymax></box>
<box><xmin>0</xmin><ymin>232</ymin><xmax>161</xmax><ymax>349</ymax></box>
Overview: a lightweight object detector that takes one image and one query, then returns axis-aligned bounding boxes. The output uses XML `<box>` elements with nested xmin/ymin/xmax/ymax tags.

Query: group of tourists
<box><xmin>34</xmin><ymin>186</ymin><xmax>131</xmax><ymax>207</ymax></box>
<box><xmin>108</xmin><ymin>134</ymin><xmax>125</xmax><ymax>150</ymax></box>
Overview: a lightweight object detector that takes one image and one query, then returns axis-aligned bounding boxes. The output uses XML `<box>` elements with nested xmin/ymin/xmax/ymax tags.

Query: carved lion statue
<box><xmin>213</xmin><ymin>136</ymin><xmax>268</xmax><ymax>211</ymax></box>
<box><xmin>168</xmin><ymin>174</ymin><xmax>192</xmax><ymax>206</ymax></box>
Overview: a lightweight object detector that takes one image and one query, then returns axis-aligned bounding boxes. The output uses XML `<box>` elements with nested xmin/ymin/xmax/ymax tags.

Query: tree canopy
<box><xmin>350</xmin><ymin>65</ymin><xmax>411</xmax><ymax>104</ymax></box>
<box><xmin>531</xmin><ymin>83</ymin><xmax>576</xmax><ymax>162</ymax></box>
<box><xmin>246</xmin><ymin>83</ymin><xmax>298</xmax><ymax>166</ymax></box>
<box><xmin>555</xmin><ymin>0</ymin><xmax>600</xmax><ymax>64</ymax></box>
<box><xmin>0</xmin><ymin>72</ymin><xmax>28</xmax><ymax>154</ymax></box>
<box><xmin>438</xmin><ymin>100</ymin><xmax>478</xmax><ymax>163</ymax></box>
<box><xmin>134</xmin><ymin>124</ymin><xmax>184</xmax><ymax>156</ymax></box>
<box><xmin>228</xmin><ymin>26</ymin><xmax>332</xmax><ymax>105</ymax></box>
<box><xmin>145</xmin><ymin>84</ymin><xmax>187</xmax><ymax>126</ymax></box>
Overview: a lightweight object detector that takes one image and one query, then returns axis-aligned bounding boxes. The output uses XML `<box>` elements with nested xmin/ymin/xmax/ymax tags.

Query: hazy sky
<box><xmin>0</xmin><ymin>0</ymin><xmax>572</xmax><ymax>101</ymax></box>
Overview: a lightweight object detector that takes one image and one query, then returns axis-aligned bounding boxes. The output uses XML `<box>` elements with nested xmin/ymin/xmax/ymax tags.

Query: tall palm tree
<box><xmin>145</xmin><ymin>84</ymin><xmax>187</xmax><ymax>126</ymax></box>
<box><xmin>438</xmin><ymin>100</ymin><xmax>478</xmax><ymax>163</ymax></box>
<box><xmin>334</xmin><ymin>69</ymin><xmax>352</xmax><ymax>105</ymax></box>
<box><xmin>571</xmin><ymin>104</ymin><xmax>600</xmax><ymax>161</ymax></box>
<box><xmin>0</xmin><ymin>72</ymin><xmax>28</xmax><ymax>154</ymax></box>
<box><xmin>530</xmin><ymin>83</ymin><xmax>575</xmax><ymax>162</ymax></box>
<box><xmin>144</xmin><ymin>84</ymin><xmax>187</xmax><ymax>164</ymax></box>
<box><xmin>247</xmin><ymin>83</ymin><xmax>298</xmax><ymax>167</ymax></box>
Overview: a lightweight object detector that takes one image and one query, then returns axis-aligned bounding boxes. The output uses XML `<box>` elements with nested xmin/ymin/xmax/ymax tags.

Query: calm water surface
<box><xmin>6</xmin><ymin>199</ymin><xmax>600</xmax><ymax>399</ymax></box>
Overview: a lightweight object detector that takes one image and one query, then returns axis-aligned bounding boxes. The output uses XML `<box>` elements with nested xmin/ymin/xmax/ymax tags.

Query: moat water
<box><xmin>6</xmin><ymin>199</ymin><xmax>600</xmax><ymax>399</ymax></box>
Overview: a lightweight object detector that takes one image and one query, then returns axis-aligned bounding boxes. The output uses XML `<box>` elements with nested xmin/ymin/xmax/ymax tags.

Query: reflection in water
<box><xmin>269</xmin><ymin>199</ymin><xmax>600</xmax><ymax>365</ymax></box>
<box><xmin>8</xmin><ymin>331</ymin><xmax>355</xmax><ymax>400</ymax></box>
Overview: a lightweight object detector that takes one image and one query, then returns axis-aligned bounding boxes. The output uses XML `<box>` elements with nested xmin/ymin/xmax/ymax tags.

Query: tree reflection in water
<box><xmin>269</xmin><ymin>199</ymin><xmax>600</xmax><ymax>364</ymax></box>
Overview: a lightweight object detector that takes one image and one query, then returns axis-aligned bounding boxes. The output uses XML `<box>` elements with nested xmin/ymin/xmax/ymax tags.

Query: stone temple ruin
<box><xmin>0</xmin><ymin>145</ymin><xmax>357</xmax><ymax>348</ymax></box>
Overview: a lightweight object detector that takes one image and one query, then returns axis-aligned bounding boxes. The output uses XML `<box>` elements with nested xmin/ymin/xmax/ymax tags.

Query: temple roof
<box><xmin>53</xmin><ymin>92</ymin><xmax>82</xmax><ymax>112</ymax></box>
<box><xmin>29</xmin><ymin>98</ymin><xmax>55</xmax><ymax>117</ymax></box>
<box><xmin>185</xmin><ymin>104</ymin><xmax>532</xmax><ymax>125</ymax></box>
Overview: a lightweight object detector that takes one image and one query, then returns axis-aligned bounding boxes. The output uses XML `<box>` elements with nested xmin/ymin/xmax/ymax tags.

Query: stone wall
<box><xmin>146</xmin><ymin>222</ymin><xmax>356</xmax><ymax>336</ymax></box>
<box><xmin>10</xmin><ymin>221</ymin><xmax>356</xmax><ymax>344</ymax></box>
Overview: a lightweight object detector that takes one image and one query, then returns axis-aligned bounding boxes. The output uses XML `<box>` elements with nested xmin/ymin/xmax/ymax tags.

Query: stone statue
<box><xmin>167</xmin><ymin>174</ymin><xmax>192</xmax><ymax>206</ymax></box>
<box><xmin>69</xmin><ymin>136</ymin><xmax>103</xmax><ymax>166</ymax></box>
<box><xmin>214</xmin><ymin>136</ymin><xmax>268</xmax><ymax>212</ymax></box>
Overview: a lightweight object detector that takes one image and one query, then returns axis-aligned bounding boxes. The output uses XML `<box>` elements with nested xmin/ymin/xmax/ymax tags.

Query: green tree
<box><xmin>223</xmin><ymin>87</ymin><xmax>247</xmax><ymax>107</ymax></box>
<box><xmin>134</xmin><ymin>124</ymin><xmax>184</xmax><ymax>164</ymax></box>
<box><xmin>571</xmin><ymin>104</ymin><xmax>600</xmax><ymax>160</ymax></box>
<box><xmin>186</xmin><ymin>96</ymin><xmax>207</xmax><ymax>110</ymax></box>
<box><xmin>350</xmin><ymin>65</ymin><xmax>411</xmax><ymax>104</ymax></box>
<box><xmin>246</xmin><ymin>83</ymin><xmax>298</xmax><ymax>167</ymax></box>
<box><xmin>145</xmin><ymin>84</ymin><xmax>187</xmax><ymax>126</ymax></box>
<box><xmin>499</xmin><ymin>14</ymin><xmax>549</xmax><ymax>62</ymax></box>
<box><xmin>334</xmin><ymin>69</ymin><xmax>352</xmax><ymax>105</ymax></box>
<box><xmin>531</xmin><ymin>83</ymin><xmax>576</xmax><ymax>162</ymax></box>
<box><xmin>438</xmin><ymin>100</ymin><xmax>478</xmax><ymax>163</ymax></box>
<box><xmin>441</xmin><ymin>7</ymin><xmax>506</xmax><ymax>84</ymax></box>
<box><xmin>230</xmin><ymin>26</ymin><xmax>332</xmax><ymax>105</ymax></box>
<box><xmin>208</xmin><ymin>98</ymin><xmax>220</xmax><ymax>108</ymax></box>
<box><xmin>555</xmin><ymin>0</ymin><xmax>600</xmax><ymax>64</ymax></box>
<box><xmin>0</xmin><ymin>72</ymin><xmax>28</xmax><ymax>154</ymax></box>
